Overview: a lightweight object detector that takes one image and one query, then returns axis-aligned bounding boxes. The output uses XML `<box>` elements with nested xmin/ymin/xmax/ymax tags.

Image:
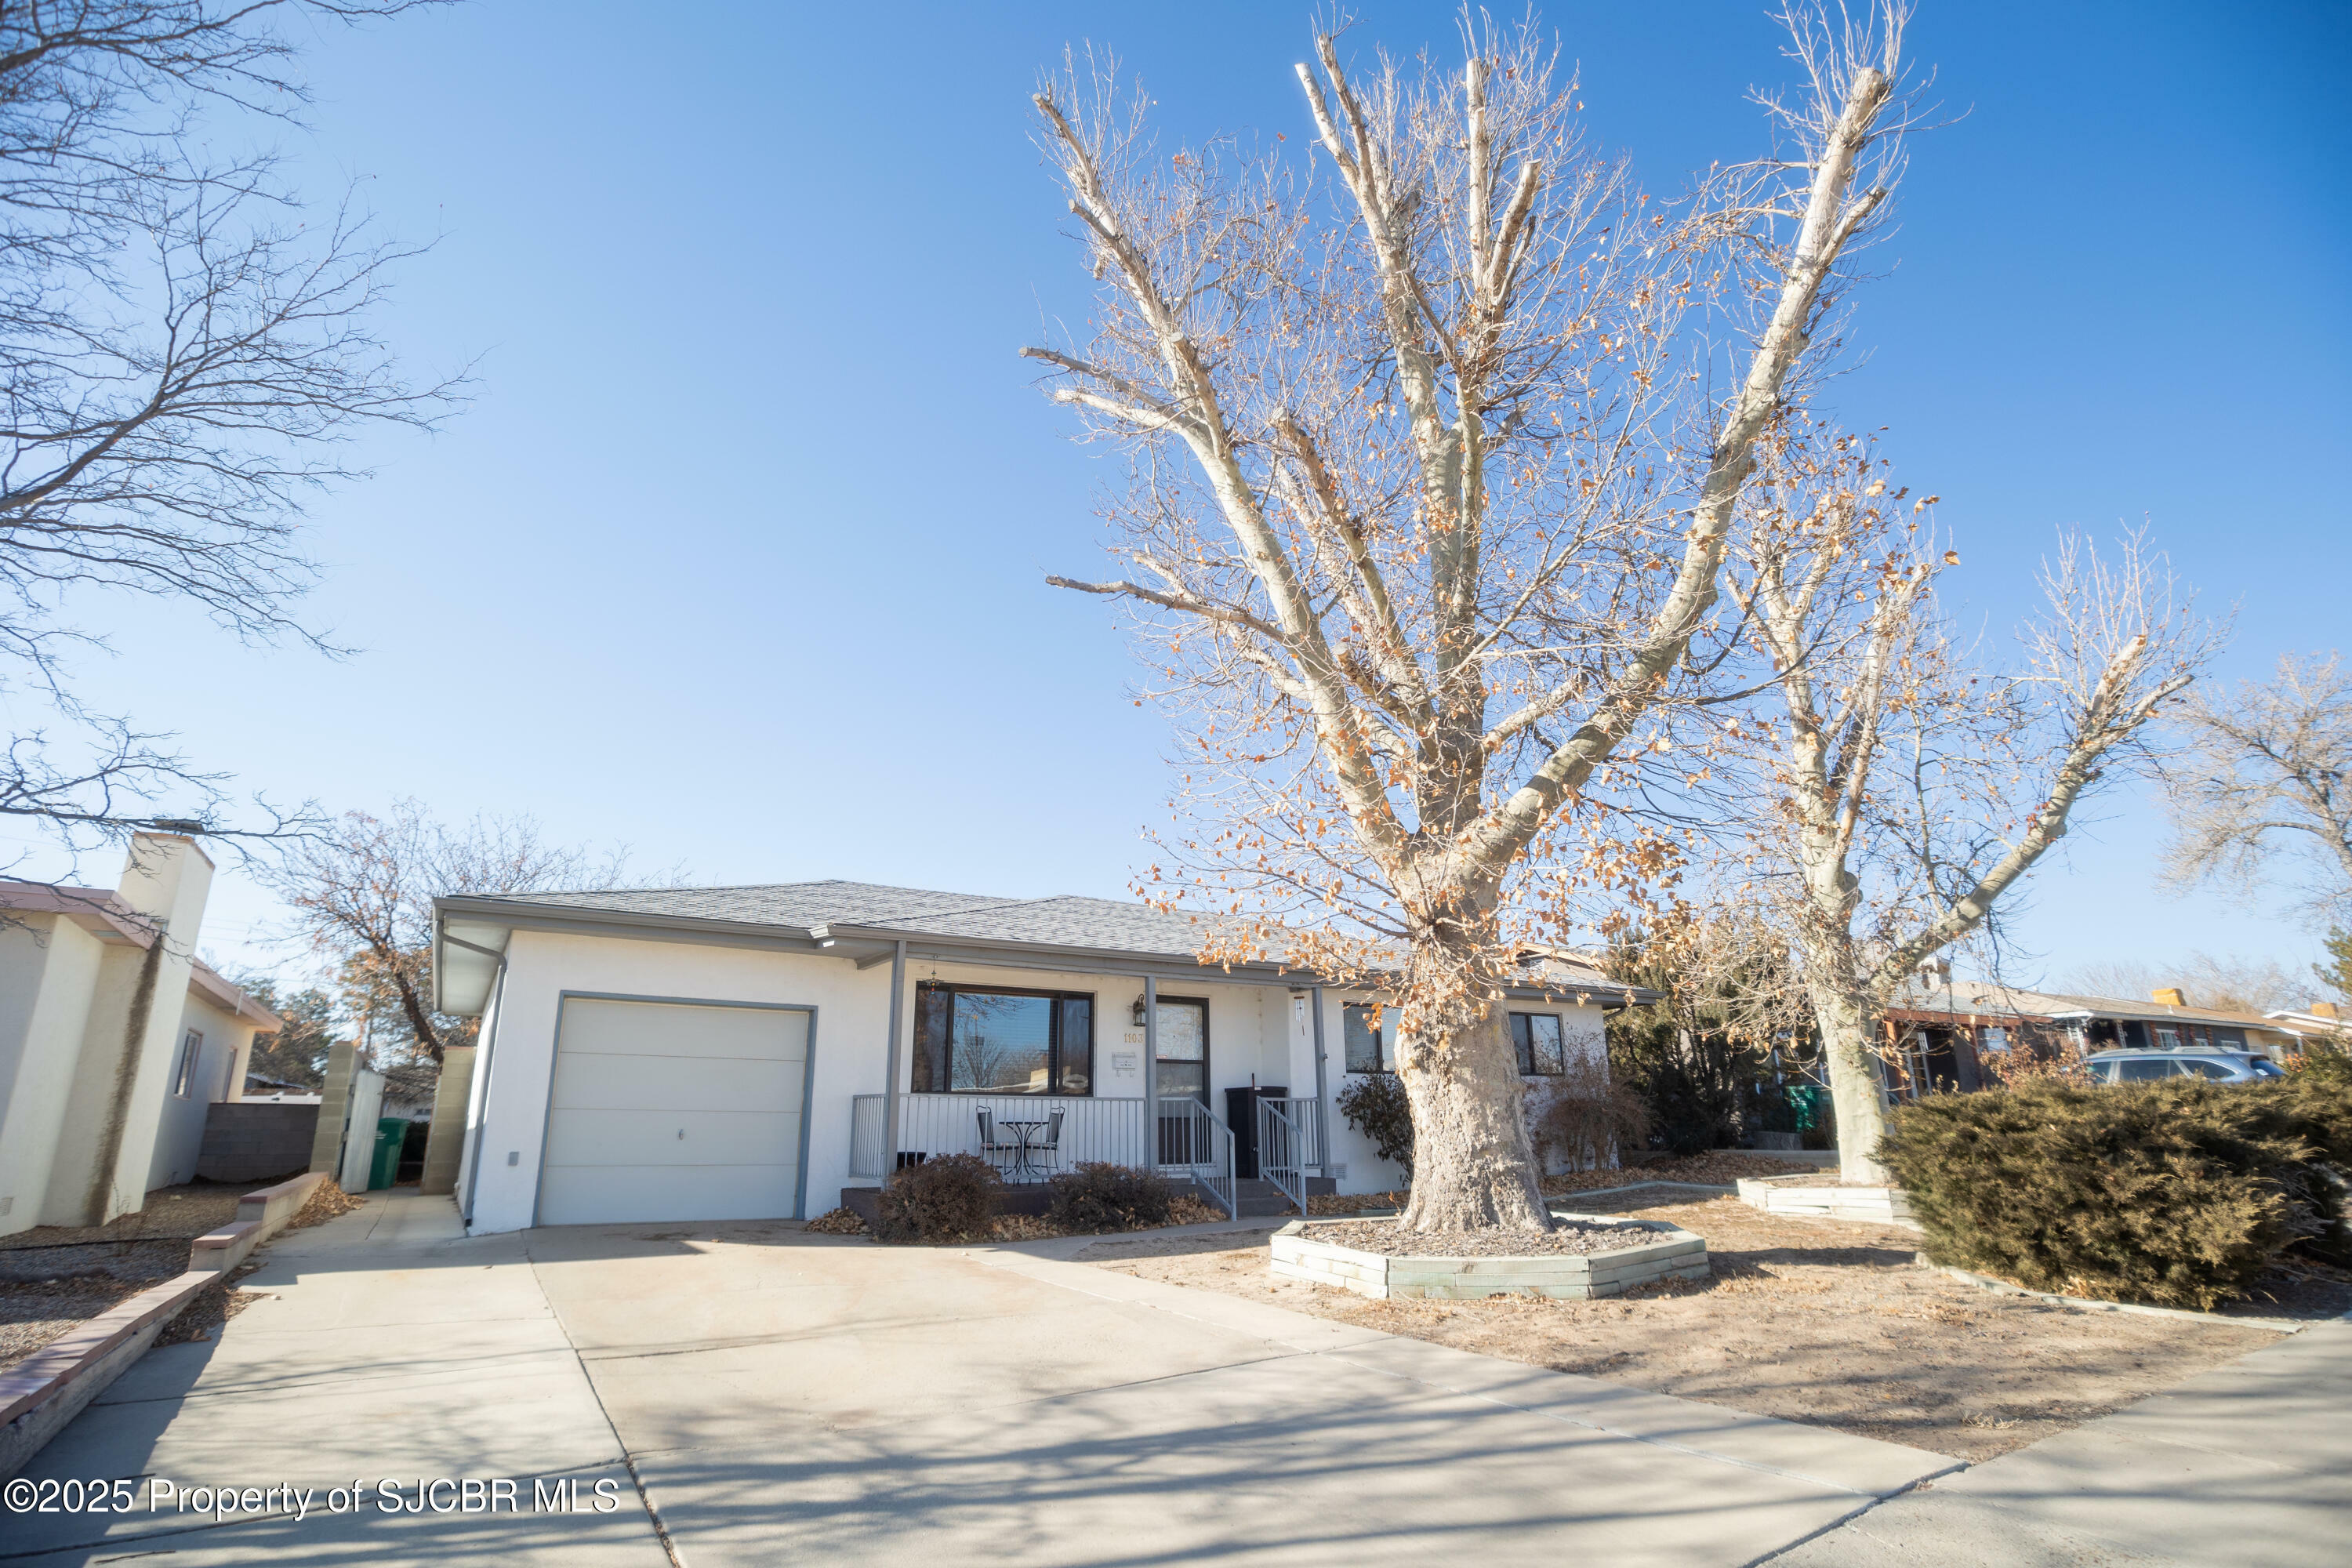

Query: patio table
<box><xmin>995</xmin><ymin>1119</ymin><xmax>1051</xmax><ymax>1184</ymax></box>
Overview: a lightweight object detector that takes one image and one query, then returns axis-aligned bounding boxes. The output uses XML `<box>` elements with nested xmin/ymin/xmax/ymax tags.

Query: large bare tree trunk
<box><xmin>1396</xmin><ymin>997</ymin><xmax>1552</xmax><ymax>1231</ymax></box>
<box><xmin>1806</xmin><ymin>980</ymin><xmax>1892</xmax><ymax>1185</ymax></box>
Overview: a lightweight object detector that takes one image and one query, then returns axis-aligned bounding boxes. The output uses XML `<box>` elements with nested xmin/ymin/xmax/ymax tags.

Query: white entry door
<box><xmin>537</xmin><ymin>997</ymin><xmax>810</xmax><ymax>1226</ymax></box>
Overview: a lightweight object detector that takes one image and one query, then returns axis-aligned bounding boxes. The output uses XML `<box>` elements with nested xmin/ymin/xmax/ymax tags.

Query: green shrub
<box><xmin>1879</xmin><ymin>1076</ymin><xmax>2352</xmax><ymax>1310</ymax></box>
<box><xmin>873</xmin><ymin>1152</ymin><xmax>997</xmax><ymax>1243</ymax></box>
<box><xmin>1046</xmin><ymin>1162</ymin><xmax>1178</xmax><ymax>1232</ymax></box>
<box><xmin>1337</xmin><ymin>1073</ymin><xmax>1415</xmax><ymax>1182</ymax></box>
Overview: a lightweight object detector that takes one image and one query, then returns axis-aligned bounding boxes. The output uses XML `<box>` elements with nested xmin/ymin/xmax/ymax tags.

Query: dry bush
<box><xmin>873</xmin><ymin>1154</ymin><xmax>999</xmax><ymax>1244</ymax></box>
<box><xmin>1047</xmin><ymin>1163</ymin><xmax>1178</xmax><ymax>1232</ymax></box>
<box><xmin>1882</xmin><ymin>1076</ymin><xmax>2352</xmax><ymax>1310</ymax></box>
<box><xmin>1526</xmin><ymin>1052</ymin><xmax>1651</xmax><ymax>1174</ymax></box>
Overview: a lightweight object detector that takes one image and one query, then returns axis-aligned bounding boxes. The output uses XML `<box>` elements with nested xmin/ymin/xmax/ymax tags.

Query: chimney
<box><xmin>2314</xmin><ymin>1001</ymin><xmax>2341</xmax><ymax>1022</ymax></box>
<box><xmin>2152</xmin><ymin>987</ymin><xmax>2187</xmax><ymax>1008</ymax></box>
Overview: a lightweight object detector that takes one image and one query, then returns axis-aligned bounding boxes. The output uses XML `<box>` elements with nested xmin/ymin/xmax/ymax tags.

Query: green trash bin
<box><xmin>369</xmin><ymin>1117</ymin><xmax>410</xmax><ymax>1190</ymax></box>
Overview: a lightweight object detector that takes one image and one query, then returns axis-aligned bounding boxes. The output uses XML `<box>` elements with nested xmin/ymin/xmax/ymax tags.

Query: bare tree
<box><xmin>2159</xmin><ymin>653</ymin><xmax>2352</xmax><ymax>924</ymax></box>
<box><xmin>2062</xmin><ymin>953</ymin><xmax>2305</xmax><ymax>1017</ymax></box>
<box><xmin>0</xmin><ymin>1</ymin><xmax>457</xmax><ymax>849</ymax></box>
<box><xmin>262</xmin><ymin>801</ymin><xmax>633</xmax><ymax>1064</ymax></box>
<box><xmin>1726</xmin><ymin>425</ymin><xmax>2215</xmax><ymax>1181</ymax></box>
<box><xmin>1026</xmin><ymin>5</ymin><xmax>1911</xmax><ymax>1229</ymax></box>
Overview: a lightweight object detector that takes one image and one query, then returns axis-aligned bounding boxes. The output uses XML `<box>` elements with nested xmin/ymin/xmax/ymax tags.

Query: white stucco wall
<box><xmin>1305</xmin><ymin>993</ymin><xmax>1617</xmax><ymax>1192</ymax></box>
<box><xmin>146</xmin><ymin>993</ymin><xmax>258</xmax><ymax>1192</ymax></box>
<box><xmin>0</xmin><ymin>915</ymin><xmax>103</xmax><ymax>1236</ymax></box>
<box><xmin>465</xmin><ymin>933</ymin><xmax>1349</xmax><ymax>1233</ymax></box>
<box><xmin>462</xmin><ymin>929</ymin><xmax>890</xmax><ymax>1235</ymax></box>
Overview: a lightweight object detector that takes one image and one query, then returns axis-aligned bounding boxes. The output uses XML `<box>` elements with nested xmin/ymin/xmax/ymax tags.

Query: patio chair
<box><xmin>1031</xmin><ymin>1109</ymin><xmax>1065</xmax><ymax>1175</ymax></box>
<box><xmin>975</xmin><ymin>1108</ymin><xmax>1022</xmax><ymax>1175</ymax></box>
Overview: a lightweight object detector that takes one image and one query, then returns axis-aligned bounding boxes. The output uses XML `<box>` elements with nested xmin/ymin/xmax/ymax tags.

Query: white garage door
<box><xmin>537</xmin><ymin>998</ymin><xmax>810</xmax><ymax>1226</ymax></box>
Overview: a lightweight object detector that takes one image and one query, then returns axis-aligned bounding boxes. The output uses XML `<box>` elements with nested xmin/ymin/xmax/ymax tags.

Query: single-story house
<box><xmin>0</xmin><ymin>833</ymin><xmax>283</xmax><ymax>1236</ymax></box>
<box><xmin>1881</xmin><ymin>978</ymin><xmax>2323</xmax><ymax>1094</ymax></box>
<box><xmin>432</xmin><ymin>881</ymin><xmax>1650</xmax><ymax>1233</ymax></box>
<box><xmin>2264</xmin><ymin>1002</ymin><xmax>2347</xmax><ymax>1047</ymax></box>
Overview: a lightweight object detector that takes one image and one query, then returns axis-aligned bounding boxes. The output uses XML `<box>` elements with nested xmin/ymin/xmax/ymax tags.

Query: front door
<box><xmin>1154</xmin><ymin>996</ymin><xmax>1209</xmax><ymax>1164</ymax></box>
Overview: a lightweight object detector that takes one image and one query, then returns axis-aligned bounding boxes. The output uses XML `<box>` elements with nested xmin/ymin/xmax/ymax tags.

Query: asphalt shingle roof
<box><xmin>477</xmin><ymin>880</ymin><xmax>1655</xmax><ymax>999</ymax></box>
<box><xmin>488</xmin><ymin>880</ymin><xmax>1227</xmax><ymax>958</ymax></box>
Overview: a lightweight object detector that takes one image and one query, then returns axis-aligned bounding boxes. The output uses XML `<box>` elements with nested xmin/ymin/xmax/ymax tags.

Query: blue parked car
<box><xmin>2084</xmin><ymin>1050</ymin><xmax>2285</xmax><ymax>1084</ymax></box>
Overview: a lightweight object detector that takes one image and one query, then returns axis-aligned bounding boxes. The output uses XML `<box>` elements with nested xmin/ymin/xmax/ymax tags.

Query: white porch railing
<box><xmin>847</xmin><ymin>1093</ymin><xmax>1236</xmax><ymax>1218</ymax></box>
<box><xmin>1254</xmin><ymin>1096</ymin><xmax>1320</xmax><ymax>1215</ymax></box>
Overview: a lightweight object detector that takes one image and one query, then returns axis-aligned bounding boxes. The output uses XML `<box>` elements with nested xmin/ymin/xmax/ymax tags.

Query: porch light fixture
<box><xmin>1131</xmin><ymin>996</ymin><xmax>1148</xmax><ymax>1026</ymax></box>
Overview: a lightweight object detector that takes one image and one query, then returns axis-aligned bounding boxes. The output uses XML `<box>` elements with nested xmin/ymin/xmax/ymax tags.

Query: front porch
<box><xmin>844</xmin><ymin>1091</ymin><xmax>1334</xmax><ymax>1219</ymax></box>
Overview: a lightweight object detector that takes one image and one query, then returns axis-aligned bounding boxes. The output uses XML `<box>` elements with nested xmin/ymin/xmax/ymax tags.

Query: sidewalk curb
<box><xmin>1922</xmin><ymin>1258</ymin><xmax>2324</xmax><ymax>1331</ymax></box>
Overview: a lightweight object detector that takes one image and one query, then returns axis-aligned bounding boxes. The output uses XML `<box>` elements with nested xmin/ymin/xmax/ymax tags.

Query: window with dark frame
<box><xmin>1344</xmin><ymin>1004</ymin><xmax>1397</xmax><ymax>1073</ymax></box>
<box><xmin>1509</xmin><ymin>1012</ymin><xmax>1566</xmax><ymax>1075</ymax></box>
<box><xmin>172</xmin><ymin>1029</ymin><xmax>202</xmax><ymax>1098</ymax></box>
<box><xmin>912</xmin><ymin>982</ymin><xmax>1094</xmax><ymax>1094</ymax></box>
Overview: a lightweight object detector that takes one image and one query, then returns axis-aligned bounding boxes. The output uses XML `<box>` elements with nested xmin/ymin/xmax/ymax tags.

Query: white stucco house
<box><xmin>0</xmin><ymin>833</ymin><xmax>283</xmax><ymax>1236</ymax></box>
<box><xmin>432</xmin><ymin>880</ymin><xmax>1649</xmax><ymax>1233</ymax></box>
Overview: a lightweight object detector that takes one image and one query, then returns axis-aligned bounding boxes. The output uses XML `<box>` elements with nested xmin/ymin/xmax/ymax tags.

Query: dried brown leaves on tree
<box><xmin>1028</xmin><ymin>4</ymin><xmax>1911</xmax><ymax>1228</ymax></box>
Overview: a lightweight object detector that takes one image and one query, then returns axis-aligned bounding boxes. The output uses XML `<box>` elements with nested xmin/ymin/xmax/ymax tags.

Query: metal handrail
<box><xmin>1256</xmin><ymin>1097</ymin><xmax>1308</xmax><ymax>1215</ymax></box>
<box><xmin>851</xmin><ymin>1093</ymin><xmax>1233</xmax><ymax>1214</ymax></box>
<box><xmin>848</xmin><ymin>1094</ymin><xmax>888</xmax><ymax>1178</ymax></box>
<box><xmin>1157</xmin><ymin>1095</ymin><xmax>1236</xmax><ymax>1218</ymax></box>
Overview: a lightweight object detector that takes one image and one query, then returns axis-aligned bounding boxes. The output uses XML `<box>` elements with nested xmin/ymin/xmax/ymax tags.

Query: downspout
<box><xmin>1143</xmin><ymin>975</ymin><xmax>1159</xmax><ymax>1170</ymax></box>
<box><xmin>448</xmin><ymin>935</ymin><xmax>510</xmax><ymax>1230</ymax></box>
<box><xmin>1309</xmin><ymin>985</ymin><xmax>1333</xmax><ymax>1183</ymax></box>
<box><xmin>882</xmin><ymin>939</ymin><xmax>906</xmax><ymax>1185</ymax></box>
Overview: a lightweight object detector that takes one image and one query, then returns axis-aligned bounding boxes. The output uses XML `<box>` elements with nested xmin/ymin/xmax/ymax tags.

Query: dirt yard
<box><xmin>1076</xmin><ymin>1192</ymin><xmax>2325</xmax><ymax>1461</ymax></box>
<box><xmin>0</xmin><ymin>1177</ymin><xmax>339</xmax><ymax>1373</ymax></box>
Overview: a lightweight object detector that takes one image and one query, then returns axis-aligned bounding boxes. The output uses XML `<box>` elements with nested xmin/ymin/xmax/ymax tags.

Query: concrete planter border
<box><xmin>0</xmin><ymin>1168</ymin><xmax>336</xmax><ymax>1478</ymax></box>
<box><xmin>1735</xmin><ymin>1174</ymin><xmax>1917</xmax><ymax>1227</ymax></box>
<box><xmin>1269</xmin><ymin>1212</ymin><xmax>1708</xmax><ymax>1301</ymax></box>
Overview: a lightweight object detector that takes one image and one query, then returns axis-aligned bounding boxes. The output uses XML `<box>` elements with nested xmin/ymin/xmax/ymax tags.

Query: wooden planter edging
<box><xmin>0</xmin><ymin>1168</ymin><xmax>336</xmax><ymax>1479</ymax></box>
<box><xmin>1734</xmin><ymin>1175</ymin><xmax>1918</xmax><ymax>1228</ymax></box>
<box><xmin>1269</xmin><ymin>1213</ymin><xmax>1710</xmax><ymax>1301</ymax></box>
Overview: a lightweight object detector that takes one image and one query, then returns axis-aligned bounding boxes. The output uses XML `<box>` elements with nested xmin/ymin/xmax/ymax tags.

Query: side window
<box><xmin>2116</xmin><ymin>1058</ymin><xmax>2172</xmax><ymax>1083</ymax></box>
<box><xmin>172</xmin><ymin>1030</ymin><xmax>203</xmax><ymax>1098</ymax></box>
<box><xmin>2175</xmin><ymin>1058</ymin><xmax>2230</xmax><ymax>1080</ymax></box>
<box><xmin>1344</xmin><ymin>1004</ymin><xmax>1395</xmax><ymax>1073</ymax></box>
<box><xmin>1508</xmin><ymin>1013</ymin><xmax>1565</xmax><ymax>1075</ymax></box>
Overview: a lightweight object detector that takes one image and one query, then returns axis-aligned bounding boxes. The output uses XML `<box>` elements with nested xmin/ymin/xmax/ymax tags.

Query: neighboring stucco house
<box><xmin>0</xmin><ymin>833</ymin><xmax>282</xmax><ymax>1236</ymax></box>
<box><xmin>432</xmin><ymin>881</ymin><xmax>1648</xmax><ymax>1233</ymax></box>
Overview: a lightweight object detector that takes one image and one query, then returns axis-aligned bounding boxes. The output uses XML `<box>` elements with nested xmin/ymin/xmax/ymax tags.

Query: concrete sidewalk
<box><xmin>2</xmin><ymin>1192</ymin><xmax>670</xmax><ymax>1566</ymax></box>
<box><xmin>4</xmin><ymin>1192</ymin><xmax>2339</xmax><ymax>1566</ymax></box>
<box><xmin>1770</xmin><ymin>1319</ymin><xmax>2352</xmax><ymax>1566</ymax></box>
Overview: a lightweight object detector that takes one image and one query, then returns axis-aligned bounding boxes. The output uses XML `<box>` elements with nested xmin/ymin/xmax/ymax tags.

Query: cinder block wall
<box><xmin>418</xmin><ymin>1047</ymin><xmax>473</xmax><ymax>1195</ymax></box>
<box><xmin>307</xmin><ymin>1041</ymin><xmax>358</xmax><ymax>1174</ymax></box>
<box><xmin>195</xmin><ymin>1103</ymin><xmax>321</xmax><ymax>1185</ymax></box>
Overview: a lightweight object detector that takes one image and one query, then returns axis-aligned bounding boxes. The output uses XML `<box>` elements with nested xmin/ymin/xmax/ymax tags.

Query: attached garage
<box><xmin>536</xmin><ymin>996</ymin><xmax>813</xmax><ymax>1226</ymax></box>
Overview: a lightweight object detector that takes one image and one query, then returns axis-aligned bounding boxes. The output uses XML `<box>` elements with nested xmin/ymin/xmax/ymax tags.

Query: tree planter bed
<box><xmin>1269</xmin><ymin>1212</ymin><xmax>1708</xmax><ymax>1300</ymax></box>
<box><xmin>1735</xmin><ymin>1174</ymin><xmax>1916</xmax><ymax>1227</ymax></box>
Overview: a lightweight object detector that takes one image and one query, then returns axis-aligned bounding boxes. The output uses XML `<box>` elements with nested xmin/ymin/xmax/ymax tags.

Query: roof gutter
<box><xmin>430</xmin><ymin>894</ymin><xmax>1659</xmax><ymax>1004</ymax></box>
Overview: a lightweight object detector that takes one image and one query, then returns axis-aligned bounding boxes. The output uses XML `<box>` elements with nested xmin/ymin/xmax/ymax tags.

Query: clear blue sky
<box><xmin>7</xmin><ymin>1</ymin><xmax>2346</xmax><ymax>996</ymax></box>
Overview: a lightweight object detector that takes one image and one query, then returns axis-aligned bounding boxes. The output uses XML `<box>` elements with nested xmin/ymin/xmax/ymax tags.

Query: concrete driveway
<box><xmin>5</xmin><ymin>1193</ymin><xmax>2339</xmax><ymax>1566</ymax></box>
